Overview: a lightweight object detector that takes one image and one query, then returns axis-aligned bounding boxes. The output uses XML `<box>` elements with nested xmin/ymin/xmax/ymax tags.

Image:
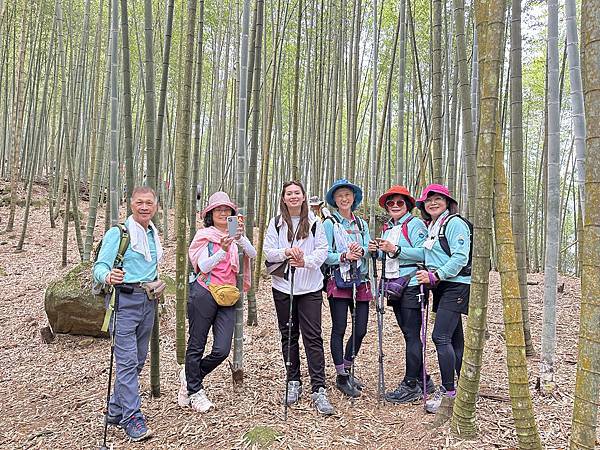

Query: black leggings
<box><xmin>328</xmin><ymin>298</ymin><xmax>369</xmax><ymax>366</ymax></box>
<box><xmin>392</xmin><ymin>305</ymin><xmax>424</xmax><ymax>382</ymax></box>
<box><xmin>431</xmin><ymin>308</ymin><xmax>464</xmax><ymax>391</ymax></box>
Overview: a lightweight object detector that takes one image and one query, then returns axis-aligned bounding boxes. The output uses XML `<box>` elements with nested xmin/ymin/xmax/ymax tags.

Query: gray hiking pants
<box><xmin>107</xmin><ymin>288</ymin><xmax>156</xmax><ymax>425</ymax></box>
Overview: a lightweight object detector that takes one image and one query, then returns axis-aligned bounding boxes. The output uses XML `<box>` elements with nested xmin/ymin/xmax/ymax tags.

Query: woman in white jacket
<box><xmin>264</xmin><ymin>181</ymin><xmax>335</xmax><ymax>416</ymax></box>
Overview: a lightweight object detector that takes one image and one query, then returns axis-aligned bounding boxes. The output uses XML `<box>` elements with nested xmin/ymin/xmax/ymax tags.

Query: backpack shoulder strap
<box><xmin>201</xmin><ymin>241</ymin><xmax>215</xmax><ymax>285</ymax></box>
<box><xmin>438</xmin><ymin>214</ymin><xmax>469</xmax><ymax>257</ymax></box>
<box><xmin>325</xmin><ymin>214</ymin><xmax>341</xmax><ymax>225</ymax></box>
<box><xmin>323</xmin><ymin>214</ymin><xmax>340</xmax><ymax>252</ymax></box>
<box><xmin>114</xmin><ymin>224</ymin><xmax>130</xmax><ymax>268</ymax></box>
<box><xmin>354</xmin><ymin>215</ymin><xmax>364</xmax><ymax>233</ymax></box>
<box><xmin>438</xmin><ymin>213</ymin><xmax>460</xmax><ymax>236</ymax></box>
<box><xmin>274</xmin><ymin>214</ymin><xmax>282</xmax><ymax>235</ymax></box>
<box><xmin>310</xmin><ymin>220</ymin><xmax>317</xmax><ymax>237</ymax></box>
<box><xmin>401</xmin><ymin>216</ymin><xmax>414</xmax><ymax>247</ymax></box>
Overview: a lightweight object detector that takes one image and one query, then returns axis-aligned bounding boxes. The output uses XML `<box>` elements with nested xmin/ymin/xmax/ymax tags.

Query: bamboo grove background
<box><xmin>1</xmin><ymin>0</ymin><xmax>599</xmax><ymax>447</ymax></box>
<box><xmin>0</xmin><ymin>0</ymin><xmax>586</xmax><ymax>275</ymax></box>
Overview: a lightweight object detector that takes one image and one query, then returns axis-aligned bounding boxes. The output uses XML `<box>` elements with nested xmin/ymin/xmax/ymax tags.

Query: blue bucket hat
<box><xmin>325</xmin><ymin>178</ymin><xmax>363</xmax><ymax>211</ymax></box>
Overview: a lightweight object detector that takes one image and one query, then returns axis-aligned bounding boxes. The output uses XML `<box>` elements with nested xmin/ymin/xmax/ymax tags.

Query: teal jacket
<box><xmin>93</xmin><ymin>225</ymin><xmax>159</xmax><ymax>284</ymax></box>
<box><xmin>378</xmin><ymin>212</ymin><xmax>427</xmax><ymax>286</ymax></box>
<box><xmin>424</xmin><ymin>215</ymin><xmax>471</xmax><ymax>284</ymax></box>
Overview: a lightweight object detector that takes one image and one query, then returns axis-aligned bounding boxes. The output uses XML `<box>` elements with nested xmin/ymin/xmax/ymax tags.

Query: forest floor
<box><xmin>0</xmin><ymin>181</ymin><xmax>592</xmax><ymax>450</ymax></box>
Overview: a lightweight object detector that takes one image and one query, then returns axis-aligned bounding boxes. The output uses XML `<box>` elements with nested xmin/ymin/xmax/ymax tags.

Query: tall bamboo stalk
<box><xmin>569</xmin><ymin>1</ymin><xmax>600</xmax><ymax>447</ymax></box>
<box><xmin>231</xmin><ymin>0</ymin><xmax>251</xmax><ymax>384</ymax></box>
<box><xmin>451</xmin><ymin>0</ymin><xmax>505</xmax><ymax>436</ymax></box>
<box><xmin>174</xmin><ymin>0</ymin><xmax>196</xmax><ymax>365</ymax></box>
<box><xmin>539</xmin><ymin>0</ymin><xmax>561</xmax><ymax>392</ymax></box>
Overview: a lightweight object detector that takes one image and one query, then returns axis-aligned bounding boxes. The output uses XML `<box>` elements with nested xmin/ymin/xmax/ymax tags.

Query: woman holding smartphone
<box><xmin>264</xmin><ymin>181</ymin><xmax>335</xmax><ymax>415</ymax></box>
<box><xmin>178</xmin><ymin>191</ymin><xmax>256</xmax><ymax>413</ymax></box>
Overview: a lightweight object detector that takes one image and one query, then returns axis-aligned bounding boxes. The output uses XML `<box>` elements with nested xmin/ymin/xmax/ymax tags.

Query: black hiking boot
<box><xmin>336</xmin><ymin>373</ymin><xmax>361</xmax><ymax>398</ymax></box>
<box><xmin>348</xmin><ymin>372</ymin><xmax>364</xmax><ymax>391</ymax></box>
<box><xmin>385</xmin><ymin>380</ymin><xmax>422</xmax><ymax>404</ymax></box>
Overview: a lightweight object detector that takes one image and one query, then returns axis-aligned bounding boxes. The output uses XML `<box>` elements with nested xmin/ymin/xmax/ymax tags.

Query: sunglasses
<box><xmin>385</xmin><ymin>199</ymin><xmax>405</xmax><ymax>208</ymax></box>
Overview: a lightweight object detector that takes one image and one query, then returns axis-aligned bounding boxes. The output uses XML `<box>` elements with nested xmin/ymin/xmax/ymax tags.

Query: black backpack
<box><xmin>438</xmin><ymin>214</ymin><xmax>473</xmax><ymax>277</ymax></box>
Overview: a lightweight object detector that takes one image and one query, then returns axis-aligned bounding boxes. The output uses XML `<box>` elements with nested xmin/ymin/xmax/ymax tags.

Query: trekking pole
<box><xmin>416</xmin><ymin>263</ymin><xmax>428</xmax><ymax>408</ymax></box>
<box><xmin>350</xmin><ymin>261</ymin><xmax>358</xmax><ymax>395</ymax></box>
<box><xmin>376</xmin><ymin>252</ymin><xmax>387</xmax><ymax>400</ymax></box>
<box><xmin>369</xmin><ymin>252</ymin><xmax>380</xmax><ymax>398</ymax></box>
<box><xmin>283</xmin><ymin>267</ymin><xmax>296</xmax><ymax>421</ymax></box>
<box><xmin>100</xmin><ymin>284</ymin><xmax>120</xmax><ymax>450</ymax></box>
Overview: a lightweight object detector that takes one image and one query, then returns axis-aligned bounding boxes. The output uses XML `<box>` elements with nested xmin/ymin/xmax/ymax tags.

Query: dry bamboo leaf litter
<box><xmin>0</xmin><ymin>184</ymin><xmax>596</xmax><ymax>449</ymax></box>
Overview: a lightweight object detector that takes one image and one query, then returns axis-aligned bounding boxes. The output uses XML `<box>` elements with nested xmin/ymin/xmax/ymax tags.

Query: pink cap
<box><xmin>416</xmin><ymin>184</ymin><xmax>457</xmax><ymax>205</ymax></box>
<box><xmin>201</xmin><ymin>191</ymin><xmax>238</xmax><ymax>218</ymax></box>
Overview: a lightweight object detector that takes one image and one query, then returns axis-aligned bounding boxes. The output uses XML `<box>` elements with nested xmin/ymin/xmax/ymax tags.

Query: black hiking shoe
<box><xmin>348</xmin><ymin>372</ymin><xmax>364</xmax><ymax>391</ymax></box>
<box><xmin>336</xmin><ymin>373</ymin><xmax>361</xmax><ymax>398</ymax></box>
<box><xmin>417</xmin><ymin>377</ymin><xmax>436</xmax><ymax>397</ymax></box>
<box><xmin>385</xmin><ymin>381</ymin><xmax>422</xmax><ymax>404</ymax></box>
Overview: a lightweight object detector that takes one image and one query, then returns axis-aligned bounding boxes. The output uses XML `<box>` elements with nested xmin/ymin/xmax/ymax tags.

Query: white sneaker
<box><xmin>177</xmin><ymin>368</ymin><xmax>190</xmax><ymax>407</ymax></box>
<box><xmin>189</xmin><ymin>389</ymin><xmax>214</xmax><ymax>413</ymax></box>
<box><xmin>283</xmin><ymin>381</ymin><xmax>303</xmax><ymax>405</ymax></box>
<box><xmin>425</xmin><ymin>385</ymin><xmax>455</xmax><ymax>414</ymax></box>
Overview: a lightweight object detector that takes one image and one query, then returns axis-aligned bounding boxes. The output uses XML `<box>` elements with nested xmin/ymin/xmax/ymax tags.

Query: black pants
<box><xmin>392</xmin><ymin>303</ymin><xmax>424</xmax><ymax>382</ymax></box>
<box><xmin>185</xmin><ymin>282</ymin><xmax>235</xmax><ymax>395</ymax></box>
<box><xmin>328</xmin><ymin>297</ymin><xmax>369</xmax><ymax>367</ymax></box>
<box><xmin>273</xmin><ymin>288</ymin><xmax>326</xmax><ymax>392</ymax></box>
<box><xmin>431</xmin><ymin>281</ymin><xmax>469</xmax><ymax>391</ymax></box>
<box><xmin>431</xmin><ymin>308</ymin><xmax>464</xmax><ymax>391</ymax></box>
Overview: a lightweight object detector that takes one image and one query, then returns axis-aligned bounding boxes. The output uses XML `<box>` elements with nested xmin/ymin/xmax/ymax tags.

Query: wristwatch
<box><xmin>389</xmin><ymin>245</ymin><xmax>401</xmax><ymax>259</ymax></box>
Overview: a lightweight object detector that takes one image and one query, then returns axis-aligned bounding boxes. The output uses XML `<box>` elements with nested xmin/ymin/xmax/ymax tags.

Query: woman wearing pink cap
<box><xmin>178</xmin><ymin>192</ymin><xmax>256</xmax><ymax>413</ymax></box>
<box><xmin>415</xmin><ymin>184</ymin><xmax>471</xmax><ymax>414</ymax></box>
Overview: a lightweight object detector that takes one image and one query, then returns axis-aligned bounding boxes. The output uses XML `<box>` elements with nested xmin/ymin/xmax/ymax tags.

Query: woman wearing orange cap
<box><xmin>368</xmin><ymin>185</ymin><xmax>434</xmax><ymax>404</ymax></box>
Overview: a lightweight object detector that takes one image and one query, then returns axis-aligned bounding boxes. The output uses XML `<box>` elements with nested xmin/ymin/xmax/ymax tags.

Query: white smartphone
<box><xmin>227</xmin><ymin>216</ymin><xmax>238</xmax><ymax>237</ymax></box>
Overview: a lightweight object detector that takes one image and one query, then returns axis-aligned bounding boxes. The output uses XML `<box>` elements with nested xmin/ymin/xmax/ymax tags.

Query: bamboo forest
<box><xmin>0</xmin><ymin>0</ymin><xmax>599</xmax><ymax>448</ymax></box>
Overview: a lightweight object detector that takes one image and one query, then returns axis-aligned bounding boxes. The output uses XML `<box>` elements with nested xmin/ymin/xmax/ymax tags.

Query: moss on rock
<box><xmin>44</xmin><ymin>262</ymin><xmax>108</xmax><ymax>338</ymax></box>
<box><xmin>243</xmin><ymin>426</ymin><xmax>281</xmax><ymax>448</ymax></box>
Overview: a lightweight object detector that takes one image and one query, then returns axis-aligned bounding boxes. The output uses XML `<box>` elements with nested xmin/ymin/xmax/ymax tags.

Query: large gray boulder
<box><xmin>44</xmin><ymin>262</ymin><xmax>108</xmax><ymax>338</ymax></box>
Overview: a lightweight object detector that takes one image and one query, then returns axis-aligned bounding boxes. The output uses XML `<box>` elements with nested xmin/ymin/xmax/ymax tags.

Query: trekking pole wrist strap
<box><xmin>101</xmin><ymin>288</ymin><xmax>116</xmax><ymax>332</ymax></box>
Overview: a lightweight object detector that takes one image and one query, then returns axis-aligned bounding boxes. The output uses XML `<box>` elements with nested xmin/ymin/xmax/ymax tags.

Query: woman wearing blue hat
<box><xmin>322</xmin><ymin>179</ymin><xmax>372</xmax><ymax>398</ymax></box>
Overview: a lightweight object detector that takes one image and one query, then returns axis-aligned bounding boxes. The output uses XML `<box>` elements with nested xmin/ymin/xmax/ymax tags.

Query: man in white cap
<box><xmin>309</xmin><ymin>196</ymin><xmax>324</xmax><ymax>220</ymax></box>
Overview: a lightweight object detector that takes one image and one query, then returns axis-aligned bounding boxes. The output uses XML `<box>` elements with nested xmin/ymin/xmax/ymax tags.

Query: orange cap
<box><xmin>378</xmin><ymin>185</ymin><xmax>416</xmax><ymax>209</ymax></box>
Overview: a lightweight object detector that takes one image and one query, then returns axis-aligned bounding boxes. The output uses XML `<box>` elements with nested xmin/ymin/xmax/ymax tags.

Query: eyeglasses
<box><xmin>424</xmin><ymin>196</ymin><xmax>445</xmax><ymax>205</ymax></box>
<box><xmin>385</xmin><ymin>199</ymin><xmax>405</xmax><ymax>208</ymax></box>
